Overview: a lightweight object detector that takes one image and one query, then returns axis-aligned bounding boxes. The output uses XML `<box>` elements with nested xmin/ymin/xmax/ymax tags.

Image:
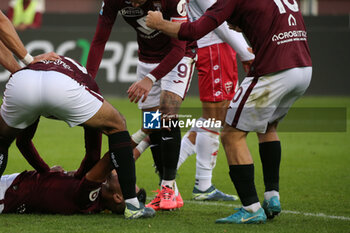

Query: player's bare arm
<box><xmin>0</xmin><ymin>10</ymin><xmax>59</xmax><ymax>69</ymax></box>
<box><xmin>127</xmin><ymin>77</ymin><xmax>154</xmax><ymax>103</ymax></box>
<box><xmin>86</xmin><ymin>152</ymin><xmax>113</xmax><ymax>183</ymax></box>
<box><xmin>146</xmin><ymin>11</ymin><xmax>181</xmax><ymax>39</ymax></box>
<box><xmin>0</xmin><ymin>40</ymin><xmax>21</xmax><ymax>73</ymax></box>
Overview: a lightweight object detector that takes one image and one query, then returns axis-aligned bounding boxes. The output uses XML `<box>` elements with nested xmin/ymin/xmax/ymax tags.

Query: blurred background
<box><xmin>0</xmin><ymin>0</ymin><xmax>349</xmax><ymax>96</ymax></box>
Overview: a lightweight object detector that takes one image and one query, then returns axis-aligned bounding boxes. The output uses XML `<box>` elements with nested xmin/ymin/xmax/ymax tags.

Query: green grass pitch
<box><xmin>1</xmin><ymin>96</ymin><xmax>349</xmax><ymax>233</ymax></box>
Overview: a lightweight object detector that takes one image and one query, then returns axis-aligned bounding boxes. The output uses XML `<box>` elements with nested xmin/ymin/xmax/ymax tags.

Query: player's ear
<box><xmin>113</xmin><ymin>193</ymin><xmax>123</xmax><ymax>204</ymax></box>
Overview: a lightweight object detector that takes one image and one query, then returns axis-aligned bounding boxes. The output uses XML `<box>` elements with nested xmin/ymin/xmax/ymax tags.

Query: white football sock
<box><xmin>194</xmin><ymin>126</ymin><xmax>220</xmax><ymax>192</ymax></box>
<box><xmin>243</xmin><ymin>202</ymin><xmax>261</xmax><ymax>213</ymax></box>
<box><xmin>264</xmin><ymin>190</ymin><xmax>280</xmax><ymax>200</ymax></box>
<box><xmin>177</xmin><ymin>131</ymin><xmax>196</xmax><ymax>169</ymax></box>
<box><xmin>161</xmin><ymin>179</ymin><xmax>175</xmax><ymax>189</ymax></box>
<box><xmin>125</xmin><ymin>197</ymin><xmax>140</xmax><ymax>208</ymax></box>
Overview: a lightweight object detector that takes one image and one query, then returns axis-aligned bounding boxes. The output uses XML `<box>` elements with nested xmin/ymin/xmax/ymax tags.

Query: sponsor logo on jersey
<box><xmin>272</xmin><ymin>30</ymin><xmax>307</xmax><ymax>45</ymax></box>
<box><xmin>89</xmin><ymin>188</ymin><xmax>101</xmax><ymax>202</ymax></box>
<box><xmin>120</xmin><ymin>7</ymin><xmax>144</xmax><ymax>17</ymax></box>
<box><xmin>40</xmin><ymin>59</ymin><xmax>74</xmax><ymax>72</ymax></box>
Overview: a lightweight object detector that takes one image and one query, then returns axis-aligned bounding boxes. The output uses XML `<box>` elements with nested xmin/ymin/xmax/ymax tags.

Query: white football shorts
<box><xmin>225</xmin><ymin>67</ymin><xmax>312</xmax><ymax>133</ymax></box>
<box><xmin>1</xmin><ymin>70</ymin><xmax>103</xmax><ymax>129</ymax></box>
<box><xmin>0</xmin><ymin>173</ymin><xmax>19</xmax><ymax>213</ymax></box>
<box><xmin>136</xmin><ymin>56</ymin><xmax>196</xmax><ymax>109</ymax></box>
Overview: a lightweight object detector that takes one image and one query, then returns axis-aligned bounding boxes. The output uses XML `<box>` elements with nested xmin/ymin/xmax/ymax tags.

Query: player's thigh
<box><xmin>226</xmin><ymin>67</ymin><xmax>311</xmax><ymax>133</ymax></box>
<box><xmin>1</xmin><ymin>70</ymin><xmax>42</xmax><ymax>129</ymax></box>
<box><xmin>161</xmin><ymin>56</ymin><xmax>196</xmax><ymax>102</ymax></box>
<box><xmin>136</xmin><ymin>61</ymin><xmax>161</xmax><ymax>110</ymax></box>
<box><xmin>197</xmin><ymin>43</ymin><xmax>238</xmax><ymax>102</ymax></box>
<box><xmin>201</xmin><ymin>100</ymin><xmax>230</xmax><ymax>122</ymax></box>
<box><xmin>83</xmin><ymin>100</ymin><xmax>126</xmax><ymax>134</ymax></box>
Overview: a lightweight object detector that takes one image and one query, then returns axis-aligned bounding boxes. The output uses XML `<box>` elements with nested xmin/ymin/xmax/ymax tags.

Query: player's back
<box><xmin>204</xmin><ymin>0</ymin><xmax>312</xmax><ymax>77</ymax></box>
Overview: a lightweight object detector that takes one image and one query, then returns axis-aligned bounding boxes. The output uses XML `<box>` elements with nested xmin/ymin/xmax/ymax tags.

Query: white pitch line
<box><xmin>183</xmin><ymin>200</ymin><xmax>350</xmax><ymax>221</ymax></box>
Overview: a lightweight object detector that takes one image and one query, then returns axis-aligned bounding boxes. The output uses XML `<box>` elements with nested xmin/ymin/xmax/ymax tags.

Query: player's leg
<box><xmin>257</xmin><ymin>122</ymin><xmax>282</xmax><ymax>219</ymax></box>
<box><xmin>0</xmin><ymin>69</ymin><xmax>43</xmax><ymax>177</ymax></box>
<box><xmin>257</xmin><ymin>66</ymin><xmax>312</xmax><ymax>219</ymax></box>
<box><xmin>215</xmin><ymin>124</ymin><xmax>266</xmax><ymax>224</ymax></box>
<box><xmin>158</xmin><ymin>55</ymin><xmax>196</xmax><ymax>210</ymax></box>
<box><xmin>189</xmin><ymin>43</ymin><xmax>239</xmax><ymax>201</ymax></box>
<box><xmin>216</xmin><ymin>75</ymin><xmax>270</xmax><ymax>224</ymax></box>
<box><xmin>82</xmin><ymin>100</ymin><xmax>155</xmax><ymax>218</ymax></box>
<box><xmin>0</xmin><ymin>116</ymin><xmax>21</xmax><ymax>177</ymax></box>
<box><xmin>177</xmin><ymin>130</ymin><xmax>196</xmax><ymax>168</ymax></box>
<box><xmin>157</xmin><ymin>90</ymin><xmax>183</xmax><ymax>210</ymax></box>
<box><xmin>191</xmin><ymin>102</ymin><xmax>238</xmax><ymax>201</ymax></box>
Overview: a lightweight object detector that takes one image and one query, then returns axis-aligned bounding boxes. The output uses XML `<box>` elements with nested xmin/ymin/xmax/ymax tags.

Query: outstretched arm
<box><xmin>0</xmin><ymin>10</ymin><xmax>59</xmax><ymax>72</ymax></box>
<box><xmin>86</xmin><ymin>152</ymin><xmax>113</xmax><ymax>183</ymax></box>
<box><xmin>74</xmin><ymin>127</ymin><xmax>102</xmax><ymax>179</ymax></box>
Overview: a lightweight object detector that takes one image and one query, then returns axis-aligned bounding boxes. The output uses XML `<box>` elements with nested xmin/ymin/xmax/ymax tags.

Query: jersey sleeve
<box><xmin>192</xmin><ymin>0</ymin><xmax>254</xmax><ymax>61</ymax></box>
<box><xmin>86</xmin><ymin>0</ymin><xmax>119</xmax><ymax>78</ymax></box>
<box><xmin>148</xmin><ymin>0</ymin><xmax>188</xmax><ymax>80</ymax></box>
<box><xmin>214</xmin><ymin>26</ymin><xmax>254</xmax><ymax>61</ymax></box>
<box><xmin>179</xmin><ymin>0</ymin><xmax>234</xmax><ymax>41</ymax></box>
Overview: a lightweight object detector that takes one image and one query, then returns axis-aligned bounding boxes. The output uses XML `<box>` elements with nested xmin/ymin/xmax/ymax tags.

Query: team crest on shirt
<box><xmin>89</xmin><ymin>188</ymin><xmax>101</xmax><ymax>202</ymax></box>
<box><xmin>225</xmin><ymin>81</ymin><xmax>233</xmax><ymax>94</ymax></box>
<box><xmin>177</xmin><ymin>0</ymin><xmax>187</xmax><ymax>16</ymax></box>
<box><xmin>120</xmin><ymin>7</ymin><xmax>144</xmax><ymax>17</ymax></box>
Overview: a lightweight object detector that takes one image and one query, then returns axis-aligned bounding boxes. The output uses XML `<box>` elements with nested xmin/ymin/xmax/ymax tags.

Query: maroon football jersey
<box><xmin>87</xmin><ymin>0</ymin><xmax>196</xmax><ymax>79</ymax></box>
<box><xmin>179</xmin><ymin>0</ymin><xmax>312</xmax><ymax>77</ymax></box>
<box><xmin>3</xmin><ymin>171</ymin><xmax>102</xmax><ymax>214</ymax></box>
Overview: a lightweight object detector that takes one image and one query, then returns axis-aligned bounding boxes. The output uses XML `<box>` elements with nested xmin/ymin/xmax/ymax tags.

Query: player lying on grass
<box><xmin>0</xmin><ymin>152</ymin><xmax>143</xmax><ymax>215</ymax></box>
<box><xmin>0</xmin><ymin>55</ymin><xmax>155</xmax><ymax>219</ymax></box>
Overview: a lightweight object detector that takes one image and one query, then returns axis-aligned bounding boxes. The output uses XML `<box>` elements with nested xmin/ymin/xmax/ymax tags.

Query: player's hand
<box><xmin>32</xmin><ymin>52</ymin><xmax>60</xmax><ymax>64</ymax></box>
<box><xmin>242</xmin><ymin>47</ymin><xmax>254</xmax><ymax>73</ymax></box>
<box><xmin>242</xmin><ymin>59</ymin><xmax>254</xmax><ymax>73</ymax></box>
<box><xmin>146</xmin><ymin>11</ymin><xmax>164</xmax><ymax>29</ymax></box>
<box><xmin>127</xmin><ymin>77</ymin><xmax>153</xmax><ymax>103</ymax></box>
